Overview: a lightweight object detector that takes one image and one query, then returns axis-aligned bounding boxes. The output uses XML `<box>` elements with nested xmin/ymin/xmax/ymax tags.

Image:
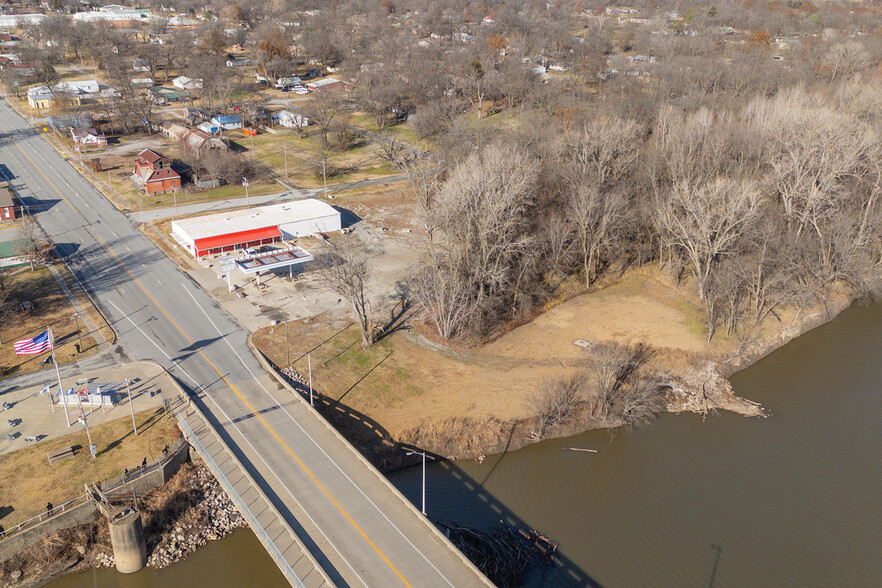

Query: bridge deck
<box><xmin>177</xmin><ymin>401</ymin><xmax>332</xmax><ymax>588</ymax></box>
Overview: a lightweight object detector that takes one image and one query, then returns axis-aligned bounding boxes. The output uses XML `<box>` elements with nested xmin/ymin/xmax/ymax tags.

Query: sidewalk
<box><xmin>127</xmin><ymin>173</ymin><xmax>407</xmax><ymax>223</ymax></box>
<box><xmin>0</xmin><ymin>362</ymin><xmax>174</xmax><ymax>455</ymax></box>
<box><xmin>46</xmin><ymin>265</ymin><xmax>110</xmax><ymax>352</ymax></box>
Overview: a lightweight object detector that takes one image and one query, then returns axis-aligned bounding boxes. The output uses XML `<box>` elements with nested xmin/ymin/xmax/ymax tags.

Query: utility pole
<box><xmin>322</xmin><ymin>160</ymin><xmax>327</xmax><ymax>196</ymax></box>
<box><xmin>75</xmin><ymin>391</ymin><xmax>95</xmax><ymax>459</ymax></box>
<box><xmin>405</xmin><ymin>450</ymin><xmax>429</xmax><ymax>515</ymax></box>
<box><xmin>307</xmin><ymin>352</ymin><xmax>312</xmax><ymax>406</ymax></box>
<box><xmin>285</xmin><ymin>318</ymin><xmax>289</xmax><ymax>369</ymax></box>
<box><xmin>107</xmin><ymin>171</ymin><xmax>114</xmax><ymax>200</ymax></box>
<box><xmin>173</xmin><ymin>188</ymin><xmax>179</xmax><ymax>220</ymax></box>
<box><xmin>250</xmin><ymin>132</ymin><xmax>254</xmax><ymax>159</ymax></box>
<box><xmin>125</xmin><ymin>378</ymin><xmax>138</xmax><ymax>436</ymax></box>
<box><xmin>284</xmin><ymin>144</ymin><xmax>288</xmax><ymax>178</ymax></box>
<box><xmin>139</xmin><ymin>193</ymin><xmax>144</xmax><ymax>230</ymax></box>
<box><xmin>243</xmin><ymin>177</ymin><xmax>250</xmax><ymax>209</ymax></box>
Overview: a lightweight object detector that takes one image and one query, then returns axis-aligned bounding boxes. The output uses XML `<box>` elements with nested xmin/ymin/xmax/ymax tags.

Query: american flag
<box><xmin>14</xmin><ymin>330</ymin><xmax>52</xmax><ymax>355</ymax></box>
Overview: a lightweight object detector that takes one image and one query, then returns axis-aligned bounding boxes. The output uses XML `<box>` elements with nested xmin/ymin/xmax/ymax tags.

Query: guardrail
<box><xmin>178</xmin><ymin>415</ymin><xmax>310</xmax><ymax>588</ymax></box>
<box><xmin>0</xmin><ymin>494</ymin><xmax>88</xmax><ymax>541</ymax></box>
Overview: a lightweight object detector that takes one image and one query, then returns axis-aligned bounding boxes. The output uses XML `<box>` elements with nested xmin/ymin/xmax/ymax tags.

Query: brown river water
<box><xmin>51</xmin><ymin>301</ymin><xmax>882</xmax><ymax>587</ymax></box>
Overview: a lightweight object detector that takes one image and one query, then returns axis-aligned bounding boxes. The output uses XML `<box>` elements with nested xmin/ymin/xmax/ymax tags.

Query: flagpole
<box><xmin>44</xmin><ymin>385</ymin><xmax>54</xmax><ymax>414</ymax></box>
<box><xmin>49</xmin><ymin>329</ymin><xmax>70</xmax><ymax>427</ymax></box>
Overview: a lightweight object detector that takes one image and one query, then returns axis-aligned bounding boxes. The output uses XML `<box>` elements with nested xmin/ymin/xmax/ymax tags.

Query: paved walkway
<box><xmin>127</xmin><ymin>174</ymin><xmax>406</xmax><ymax>223</ymax></box>
<box><xmin>0</xmin><ymin>362</ymin><xmax>172</xmax><ymax>455</ymax></box>
<box><xmin>46</xmin><ymin>264</ymin><xmax>110</xmax><ymax>352</ymax></box>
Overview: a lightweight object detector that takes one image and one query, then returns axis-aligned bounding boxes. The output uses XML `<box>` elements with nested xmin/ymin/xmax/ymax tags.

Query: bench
<box><xmin>47</xmin><ymin>446</ymin><xmax>74</xmax><ymax>464</ymax></box>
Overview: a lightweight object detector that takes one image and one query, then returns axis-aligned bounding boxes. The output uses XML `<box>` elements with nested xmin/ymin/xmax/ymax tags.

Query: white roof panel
<box><xmin>172</xmin><ymin>198</ymin><xmax>339</xmax><ymax>241</ymax></box>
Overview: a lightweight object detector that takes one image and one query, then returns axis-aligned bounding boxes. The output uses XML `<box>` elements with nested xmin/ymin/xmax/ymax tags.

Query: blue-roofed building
<box><xmin>48</xmin><ymin>113</ymin><xmax>93</xmax><ymax>130</ymax></box>
<box><xmin>210</xmin><ymin>115</ymin><xmax>243</xmax><ymax>130</ymax></box>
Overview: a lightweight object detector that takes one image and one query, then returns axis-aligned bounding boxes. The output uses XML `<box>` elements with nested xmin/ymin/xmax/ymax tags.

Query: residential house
<box><xmin>172</xmin><ymin>76</ymin><xmax>202</xmax><ymax>90</ymax></box>
<box><xmin>0</xmin><ymin>181</ymin><xmax>16</xmax><ymax>221</ymax></box>
<box><xmin>210</xmin><ymin>115</ymin><xmax>242</xmax><ymax>130</ymax></box>
<box><xmin>149</xmin><ymin>86</ymin><xmax>188</xmax><ymax>104</ymax></box>
<box><xmin>272</xmin><ymin>110</ymin><xmax>309</xmax><ymax>129</ymax></box>
<box><xmin>71</xmin><ymin>127</ymin><xmax>107</xmax><ymax>147</ymax></box>
<box><xmin>304</xmin><ymin>77</ymin><xmax>350</xmax><ymax>92</ymax></box>
<box><xmin>132</xmin><ymin>148</ymin><xmax>181</xmax><ymax>194</ymax></box>
<box><xmin>26</xmin><ymin>80</ymin><xmax>116</xmax><ymax>109</ymax></box>
<box><xmin>159</xmin><ymin>121</ymin><xmax>227</xmax><ymax>156</ymax></box>
<box><xmin>197</xmin><ymin>121</ymin><xmax>220</xmax><ymax>134</ymax></box>
<box><xmin>48</xmin><ymin>113</ymin><xmax>93</xmax><ymax>131</ymax></box>
<box><xmin>226</xmin><ymin>58</ymin><xmax>252</xmax><ymax>67</ymax></box>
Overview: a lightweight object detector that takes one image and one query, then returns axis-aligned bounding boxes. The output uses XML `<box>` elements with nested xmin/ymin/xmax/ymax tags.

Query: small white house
<box><xmin>273</xmin><ymin>110</ymin><xmax>308</xmax><ymax>129</ymax></box>
<box><xmin>172</xmin><ymin>76</ymin><xmax>202</xmax><ymax>90</ymax></box>
<box><xmin>71</xmin><ymin>126</ymin><xmax>107</xmax><ymax>147</ymax></box>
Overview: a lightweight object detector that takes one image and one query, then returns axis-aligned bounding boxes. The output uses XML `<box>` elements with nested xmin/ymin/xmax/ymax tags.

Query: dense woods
<box><xmin>10</xmin><ymin>0</ymin><xmax>882</xmax><ymax>346</ymax></box>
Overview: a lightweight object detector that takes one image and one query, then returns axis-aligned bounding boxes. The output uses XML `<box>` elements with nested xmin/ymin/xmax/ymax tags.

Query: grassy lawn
<box><xmin>0</xmin><ymin>265</ymin><xmax>107</xmax><ymax>377</ymax></box>
<box><xmin>253</xmin><ymin>322</ymin><xmax>424</xmax><ymax>413</ymax></box>
<box><xmin>0</xmin><ymin>409</ymin><xmax>180</xmax><ymax>526</ymax></box>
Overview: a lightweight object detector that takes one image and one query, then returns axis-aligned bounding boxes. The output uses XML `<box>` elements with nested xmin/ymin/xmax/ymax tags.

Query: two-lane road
<box><xmin>0</xmin><ymin>99</ymin><xmax>490</xmax><ymax>588</ymax></box>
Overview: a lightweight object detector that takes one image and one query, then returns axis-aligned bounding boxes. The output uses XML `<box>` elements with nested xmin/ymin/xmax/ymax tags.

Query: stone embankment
<box><xmin>93</xmin><ymin>465</ymin><xmax>246</xmax><ymax>570</ymax></box>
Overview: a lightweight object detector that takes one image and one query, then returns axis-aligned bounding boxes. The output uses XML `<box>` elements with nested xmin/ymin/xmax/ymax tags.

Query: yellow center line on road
<box><xmin>1</xmin><ymin>122</ymin><xmax>413</xmax><ymax>587</ymax></box>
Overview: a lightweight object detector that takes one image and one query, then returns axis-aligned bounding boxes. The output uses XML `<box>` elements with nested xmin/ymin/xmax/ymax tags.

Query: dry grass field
<box><xmin>0</xmin><ymin>409</ymin><xmax>180</xmax><ymax>526</ymax></box>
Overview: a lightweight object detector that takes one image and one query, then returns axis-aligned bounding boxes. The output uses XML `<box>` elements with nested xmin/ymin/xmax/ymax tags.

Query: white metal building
<box><xmin>171</xmin><ymin>199</ymin><xmax>342</xmax><ymax>257</ymax></box>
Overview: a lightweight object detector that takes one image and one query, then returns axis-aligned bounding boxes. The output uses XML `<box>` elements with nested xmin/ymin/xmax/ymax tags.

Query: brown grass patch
<box><xmin>0</xmin><ymin>409</ymin><xmax>181</xmax><ymax>526</ymax></box>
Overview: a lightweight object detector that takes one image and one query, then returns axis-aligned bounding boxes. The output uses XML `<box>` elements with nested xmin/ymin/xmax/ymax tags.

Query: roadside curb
<box><xmin>248</xmin><ymin>334</ymin><xmax>495</xmax><ymax>586</ymax></box>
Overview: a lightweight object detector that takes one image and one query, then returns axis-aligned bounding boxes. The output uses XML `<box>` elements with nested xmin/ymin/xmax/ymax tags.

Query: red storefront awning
<box><xmin>193</xmin><ymin>226</ymin><xmax>282</xmax><ymax>252</ymax></box>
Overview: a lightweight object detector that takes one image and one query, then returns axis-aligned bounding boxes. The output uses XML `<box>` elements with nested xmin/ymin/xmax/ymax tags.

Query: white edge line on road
<box><xmin>181</xmin><ymin>283</ymin><xmax>457</xmax><ymax>587</ymax></box>
<box><xmin>106</xmin><ymin>298</ymin><xmax>368</xmax><ymax>588</ymax></box>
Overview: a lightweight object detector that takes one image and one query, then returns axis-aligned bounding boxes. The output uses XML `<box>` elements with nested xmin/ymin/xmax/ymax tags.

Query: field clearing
<box><xmin>254</xmin><ymin>265</ymin><xmax>726</xmax><ymax>440</ymax></box>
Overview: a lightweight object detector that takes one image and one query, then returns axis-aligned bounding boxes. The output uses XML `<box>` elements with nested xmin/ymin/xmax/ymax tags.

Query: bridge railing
<box><xmin>178</xmin><ymin>414</ymin><xmax>310</xmax><ymax>588</ymax></box>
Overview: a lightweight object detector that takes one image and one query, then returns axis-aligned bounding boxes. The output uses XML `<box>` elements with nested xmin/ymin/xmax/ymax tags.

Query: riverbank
<box><xmin>255</xmin><ymin>266</ymin><xmax>862</xmax><ymax>466</ymax></box>
<box><xmin>0</xmin><ymin>462</ymin><xmax>244</xmax><ymax>587</ymax></box>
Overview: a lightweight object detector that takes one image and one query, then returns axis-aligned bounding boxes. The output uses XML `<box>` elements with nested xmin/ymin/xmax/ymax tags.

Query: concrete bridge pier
<box><xmin>109</xmin><ymin>507</ymin><xmax>147</xmax><ymax>573</ymax></box>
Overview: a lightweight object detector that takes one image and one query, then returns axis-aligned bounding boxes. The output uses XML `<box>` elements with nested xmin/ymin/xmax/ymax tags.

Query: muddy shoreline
<box><xmin>275</xmin><ymin>297</ymin><xmax>858</xmax><ymax>469</ymax></box>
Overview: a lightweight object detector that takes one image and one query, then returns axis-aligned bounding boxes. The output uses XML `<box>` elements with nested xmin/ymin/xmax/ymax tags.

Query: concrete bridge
<box><xmin>0</xmin><ymin>98</ymin><xmax>491</xmax><ymax>587</ymax></box>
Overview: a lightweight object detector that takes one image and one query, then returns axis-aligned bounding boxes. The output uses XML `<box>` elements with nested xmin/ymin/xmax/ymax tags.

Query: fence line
<box><xmin>0</xmin><ymin>494</ymin><xmax>88</xmax><ymax>541</ymax></box>
<box><xmin>0</xmin><ymin>436</ymin><xmax>187</xmax><ymax>543</ymax></box>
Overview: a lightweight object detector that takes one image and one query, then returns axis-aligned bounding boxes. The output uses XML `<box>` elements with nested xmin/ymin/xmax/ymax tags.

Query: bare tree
<box><xmin>14</xmin><ymin>216</ymin><xmax>49</xmax><ymax>271</ymax></box>
<box><xmin>654</xmin><ymin>178</ymin><xmax>763</xmax><ymax>304</ymax></box>
<box><xmin>320</xmin><ymin>251</ymin><xmax>375</xmax><ymax>348</ymax></box>
<box><xmin>531</xmin><ymin>372</ymin><xmax>586</xmax><ymax>437</ymax></box>
<box><xmin>568</xmin><ymin>186</ymin><xmax>625</xmax><ymax>287</ymax></box>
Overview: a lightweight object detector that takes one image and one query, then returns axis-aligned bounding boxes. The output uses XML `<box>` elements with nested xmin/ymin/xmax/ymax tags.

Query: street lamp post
<box><xmin>124</xmin><ymin>378</ymin><xmax>138</xmax><ymax>436</ymax></box>
<box><xmin>243</xmin><ymin>177</ymin><xmax>250</xmax><ymax>209</ymax></box>
<box><xmin>405</xmin><ymin>450</ymin><xmax>429</xmax><ymax>515</ymax></box>
<box><xmin>72</xmin><ymin>314</ymin><xmax>82</xmax><ymax>353</ymax></box>
<box><xmin>172</xmin><ymin>188</ymin><xmax>179</xmax><ymax>220</ymax></box>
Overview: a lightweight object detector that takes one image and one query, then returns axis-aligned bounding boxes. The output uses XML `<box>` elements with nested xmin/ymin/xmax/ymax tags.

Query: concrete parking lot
<box><xmin>0</xmin><ymin>362</ymin><xmax>173</xmax><ymax>455</ymax></box>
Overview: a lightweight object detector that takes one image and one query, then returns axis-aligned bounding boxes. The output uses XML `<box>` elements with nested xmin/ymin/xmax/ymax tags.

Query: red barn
<box><xmin>132</xmin><ymin>148</ymin><xmax>181</xmax><ymax>194</ymax></box>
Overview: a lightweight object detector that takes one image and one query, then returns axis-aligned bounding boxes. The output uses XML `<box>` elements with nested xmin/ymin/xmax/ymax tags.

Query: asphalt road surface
<box><xmin>0</xmin><ymin>99</ymin><xmax>489</xmax><ymax>588</ymax></box>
